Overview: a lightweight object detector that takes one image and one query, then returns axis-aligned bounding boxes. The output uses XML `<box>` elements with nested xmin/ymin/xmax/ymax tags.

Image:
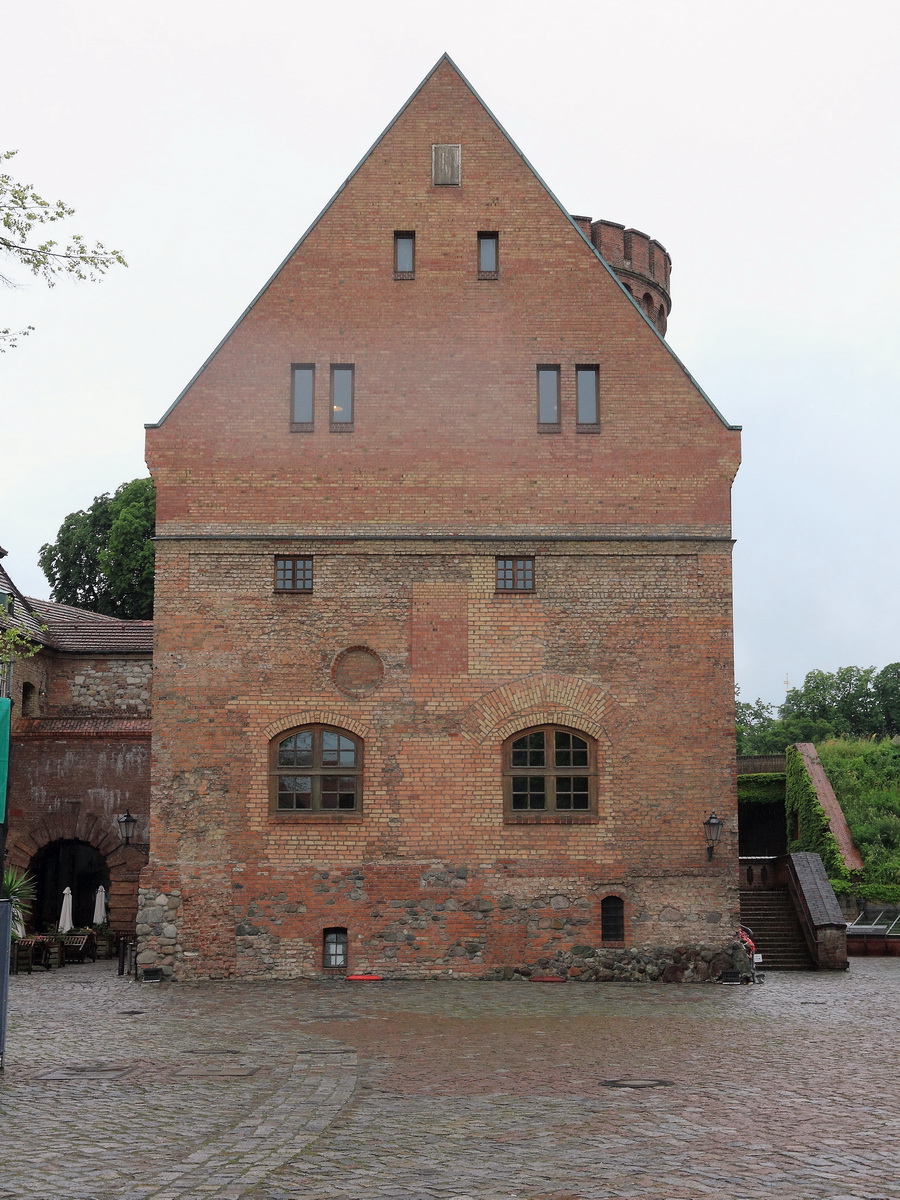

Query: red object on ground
<box><xmin>530</xmin><ymin>975</ymin><xmax>567</xmax><ymax>983</ymax></box>
<box><xmin>345</xmin><ymin>974</ymin><xmax>383</xmax><ymax>981</ymax></box>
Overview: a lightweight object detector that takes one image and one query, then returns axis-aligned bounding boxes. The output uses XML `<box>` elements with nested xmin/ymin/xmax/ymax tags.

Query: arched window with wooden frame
<box><xmin>502</xmin><ymin>725</ymin><xmax>598</xmax><ymax>822</ymax></box>
<box><xmin>270</xmin><ymin>725</ymin><xmax>362</xmax><ymax>815</ymax></box>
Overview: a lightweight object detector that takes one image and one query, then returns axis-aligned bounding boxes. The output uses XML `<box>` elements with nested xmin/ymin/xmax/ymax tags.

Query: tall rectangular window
<box><xmin>394</xmin><ymin>232</ymin><xmax>415</xmax><ymax>277</ymax></box>
<box><xmin>478</xmin><ymin>232</ymin><xmax>498</xmax><ymax>277</ymax></box>
<box><xmin>291</xmin><ymin>364</ymin><xmax>315</xmax><ymax>428</ymax></box>
<box><xmin>331</xmin><ymin>365</ymin><xmax>354</xmax><ymax>427</ymax></box>
<box><xmin>496</xmin><ymin>557</ymin><xmax>535</xmax><ymax>592</ymax></box>
<box><xmin>537</xmin><ymin>366</ymin><xmax>560</xmax><ymax>428</ymax></box>
<box><xmin>576</xmin><ymin>366</ymin><xmax>599</xmax><ymax>427</ymax></box>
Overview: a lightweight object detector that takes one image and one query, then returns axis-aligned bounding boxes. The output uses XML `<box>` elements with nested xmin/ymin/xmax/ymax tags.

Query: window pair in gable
<box><xmin>537</xmin><ymin>365</ymin><xmax>599</xmax><ymax>431</ymax></box>
<box><xmin>393</xmin><ymin>230</ymin><xmax>498</xmax><ymax>279</ymax></box>
<box><xmin>271</xmin><ymin>724</ymin><xmax>362</xmax><ymax>814</ymax></box>
<box><xmin>291</xmin><ymin>364</ymin><xmax>354</xmax><ymax>431</ymax></box>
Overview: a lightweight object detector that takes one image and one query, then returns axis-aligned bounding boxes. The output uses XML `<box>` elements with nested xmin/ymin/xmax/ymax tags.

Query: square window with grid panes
<box><xmin>495</xmin><ymin>557</ymin><xmax>534</xmax><ymax>592</ymax></box>
<box><xmin>274</xmin><ymin>556</ymin><xmax>313</xmax><ymax>592</ymax></box>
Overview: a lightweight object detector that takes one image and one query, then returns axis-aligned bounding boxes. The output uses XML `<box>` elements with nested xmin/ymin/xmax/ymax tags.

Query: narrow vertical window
<box><xmin>331</xmin><ymin>364</ymin><xmax>354</xmax><ymax>428</ymax></box>
<box><xmin>576</xmin><ymin>366</ymin><xmax>599</xmax><ymax>428</ymax></box>
<box><xmin>291</xmin><ymin>364</ymin><xmax>314</xmax><ymax>429</ymax></box>
<box><xmin>478</xmin><ymin>232</ymin><xmax>498</xmax><ymax>277</ymax></box>
<box><xmin>324</xmin><ymin>928</ymin><xmax>348</xmax><ymax>968</ymax></box>
<box><xmin>601</xmin><ymin>896</ymin><xmax>625</xmax><ymax>941</ymax></box>
<box><xmin>432</xmin><ymin>144</ymin><xmax>461</xmax><ymax>185</ymax></box>
<box><xmin>394</xmin><ymin>232</ymin><xmax>415</xmax><ymax>278</ymax></box>
<box><xmin>537</xmin><ymin>366</ymin><xmax>560</xmax><ymax>429</ymax></box>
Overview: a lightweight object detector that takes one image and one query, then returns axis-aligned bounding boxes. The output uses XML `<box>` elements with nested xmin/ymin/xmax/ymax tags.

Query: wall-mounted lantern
<box><xmin>703</xmin><ymin>812</ymin><xmax>723</xmax><ymax>860</ymax></box>
<box><xmin>116</xmin><ymin>810</ymin><xmax>138</xmax><ymax>846</ymax></box>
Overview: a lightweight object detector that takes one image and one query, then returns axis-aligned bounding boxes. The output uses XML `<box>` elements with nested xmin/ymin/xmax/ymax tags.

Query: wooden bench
<box><xmin>62</xmin><ymin>934</ymin><xmax>96</xmax><ymax>964</ymax></box>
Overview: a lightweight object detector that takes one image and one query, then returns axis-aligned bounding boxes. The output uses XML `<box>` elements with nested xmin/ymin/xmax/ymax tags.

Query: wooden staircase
<box><xmin>739</xmin><ymin>889</ymin><xmax>815</xmax><ymax>970</ymax></box>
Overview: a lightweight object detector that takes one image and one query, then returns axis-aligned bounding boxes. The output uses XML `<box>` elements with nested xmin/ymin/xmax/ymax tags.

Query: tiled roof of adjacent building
<box><xmin>0</xmin><ymin>553</ymin><xmax>153</xmax><ymax>654</ymax></box>
<box><xmin>26</xmin><ymin>597</ymin><xmax>153</xmax><ymax>653</ymax></box>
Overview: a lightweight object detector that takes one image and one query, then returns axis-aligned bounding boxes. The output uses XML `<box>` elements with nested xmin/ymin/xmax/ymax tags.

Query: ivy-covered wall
<box><xmin>785</xmin><ymin>745</ymin><xmax>850</xmax><ymax>885</ymax></box>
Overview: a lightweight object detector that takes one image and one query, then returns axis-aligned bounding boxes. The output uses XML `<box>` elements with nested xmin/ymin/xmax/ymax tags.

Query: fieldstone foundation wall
<box><xmin>136</xmin><ymin>886</ymin><xmax>183</xmax><ymax>974</ymax></box>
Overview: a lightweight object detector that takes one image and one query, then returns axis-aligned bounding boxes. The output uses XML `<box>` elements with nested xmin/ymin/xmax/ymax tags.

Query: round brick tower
<box><xmin>570</xmin><ymin>216</ymin><xmax>672</xmax><ymax>336</ymax></box>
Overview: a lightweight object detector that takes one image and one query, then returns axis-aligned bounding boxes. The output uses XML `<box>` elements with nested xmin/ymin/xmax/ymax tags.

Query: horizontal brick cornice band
<box><xmin>153</xmin><ymin>533</ymin><xmax>735</xmax><ymax>546</ymax></box>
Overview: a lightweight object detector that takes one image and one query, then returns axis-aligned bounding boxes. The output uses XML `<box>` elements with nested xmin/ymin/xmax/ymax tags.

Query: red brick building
<box><xmin>140</xmin><ymin>57</ymin><xmax>742</xmax><ymax>980</ymax></box>
<box><xmin>1</xmin><ymin>553</ymin><xmax>151</xmax><ymax>933</ymax></box>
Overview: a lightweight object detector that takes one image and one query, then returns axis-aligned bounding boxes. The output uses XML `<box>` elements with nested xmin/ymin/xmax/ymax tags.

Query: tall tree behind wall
<box><xmin>39</xmin><ymin>478</ymin><xmax>155</xmax><ymax>619</ymax></box>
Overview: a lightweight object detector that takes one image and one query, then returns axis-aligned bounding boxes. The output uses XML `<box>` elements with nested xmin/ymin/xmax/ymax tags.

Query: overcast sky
<box><xmin>2</xmin><ymin>0</ymin><xmax>898</xmax><ymax>705</ymax></box>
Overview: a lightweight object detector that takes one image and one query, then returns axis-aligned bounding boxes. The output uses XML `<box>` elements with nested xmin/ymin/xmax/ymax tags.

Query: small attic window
<box><xmin>0</xmin><ymin>591</ymin><xmax>13</xmax><ymax>616</ymax></box>
<box><xmin>432</xmin><ymin>144</ymin><xmax>461</xmax><ymax>186</ymax></box>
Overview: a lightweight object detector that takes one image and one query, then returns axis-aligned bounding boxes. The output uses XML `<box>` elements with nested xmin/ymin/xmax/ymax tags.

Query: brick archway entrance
<box><xmin>29</xmin><ymin>839</ymin><xmax>110</xmax><ymax>931</ymax></box>
<box><xmin>6</xmin><ymin>809</ymin><xmax>147</xmax><ymax>935</ymax></box>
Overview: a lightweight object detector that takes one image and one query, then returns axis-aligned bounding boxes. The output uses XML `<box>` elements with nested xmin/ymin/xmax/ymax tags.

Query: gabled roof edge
<box><xmin>146</xmin><ymin>55</ymin><xmax>454</xmax><ymax>430</ymax></box>
<box><xmin>438</xmin><ymin>58</ymin><xmax>741</xmax><ymax>433</ymax></box>
<box><xmin>146</xmin><ymin>53</ymin><xmax>740</xmax><ymax>434</ymax></box>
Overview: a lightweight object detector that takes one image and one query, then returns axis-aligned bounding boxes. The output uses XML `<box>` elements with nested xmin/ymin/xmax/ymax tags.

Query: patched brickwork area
<box><xmin>141</xmin><ymin>57</ymin><xmax>741</xmax><ymax>980</ymax></box>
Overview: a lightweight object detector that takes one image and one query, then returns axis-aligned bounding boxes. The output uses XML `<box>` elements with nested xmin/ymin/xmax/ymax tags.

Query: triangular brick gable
<box><xmin>147</xmin><ymin>55</ymin><xmax>740</xmax><ymax>537</ymax></box>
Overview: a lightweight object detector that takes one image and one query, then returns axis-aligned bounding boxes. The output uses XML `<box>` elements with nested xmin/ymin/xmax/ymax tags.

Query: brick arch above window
<box><xmin>459</xmin><ymin>672</ymin><xmax>628</xmax><ymax>746</ymax></box>
<box><xmin>261</xmin><ymin>709</ymin><xmax>374</xmax><ymax>743</ymax></box>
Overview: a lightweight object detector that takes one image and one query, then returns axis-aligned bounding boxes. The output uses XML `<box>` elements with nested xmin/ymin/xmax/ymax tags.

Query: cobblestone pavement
<box><xmin>2</xmin><ymin>960</ymin><xmax>899</xmax><ymax>1200</ymax></box>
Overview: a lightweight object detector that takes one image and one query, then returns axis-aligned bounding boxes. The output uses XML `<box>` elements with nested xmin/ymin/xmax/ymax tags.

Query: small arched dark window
<box><xmin>642</xmin><ymin>292</ymin><xmax>654</xmax><ymax>316</ymax></box>
<box><xmin>503</xmin><ymin>726</ymin><xmax>597</xmax><ymax>819</ymax></box>
<box><xmin>324</xmin><ymin>927</ymin><xmax>348</xmax><ymax>968</ymax></box>
<box><xmin>601</xmin><ymin>895</ymin><xmax>625</xmax><ymax>942</ymax></box>
<box><xmin>657</xmin><ymin>305</ymin><xmax>666</xmax><ymax>333</ymax></box>
<box><xmin>22</xmin><ymin>682</ymin><xmax>37</xmax><ymax>717</ymax></box>
<box><xmin>270</xmin><ymin>725</ymin><xmax>362</xmax><ymax>813</ymax></box>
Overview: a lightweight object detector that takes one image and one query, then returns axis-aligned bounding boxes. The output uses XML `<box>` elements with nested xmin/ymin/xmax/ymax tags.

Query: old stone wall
<box><xmin>44</xmin><ymin>654</ymin><xmax>152</xmax><ymax>716</ymax></box>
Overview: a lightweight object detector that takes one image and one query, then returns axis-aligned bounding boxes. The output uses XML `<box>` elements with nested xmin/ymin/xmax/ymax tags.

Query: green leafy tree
<box><xmin>782</xmin><ymin>666</ymin><xmax>885</xmax><ymax>739</ymax></box>
<box><xmin>39</xmin><ymin>478</ymin><xmax>155</xmax><ymax>619</ymax></box>
<box><xmin>1</xmin><ymin>150</ymin><xmax>126</xmax><ymax>349</ymax></box>
<box><xmin>873</xmin><ymin>663</ymin><xmax>900</xmax><ymax>737</ymax></box>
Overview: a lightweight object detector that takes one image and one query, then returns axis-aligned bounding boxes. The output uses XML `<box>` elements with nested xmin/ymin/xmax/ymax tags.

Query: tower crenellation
<box><xmin>573</xmin><ymin>217</ymin><xmax>672</xmax><ymax>335</ymax></box>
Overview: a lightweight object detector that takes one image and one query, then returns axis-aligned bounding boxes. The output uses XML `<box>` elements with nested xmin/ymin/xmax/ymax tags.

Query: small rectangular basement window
<box><xmin>432</xmin><ymin>143</ymin><xmax>461</xmax><ymax>185</ymax></box>
<box><xmin>324</xmin><ymin>928</ymin><xmax>348</xmax><ymax>969</ymax></box>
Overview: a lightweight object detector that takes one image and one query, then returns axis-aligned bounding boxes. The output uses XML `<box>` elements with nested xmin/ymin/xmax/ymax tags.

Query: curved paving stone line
<box><xmin>137</xmin><ymin>1049</ymin><xmax>359</xmax><ymax>1200</ymax></box>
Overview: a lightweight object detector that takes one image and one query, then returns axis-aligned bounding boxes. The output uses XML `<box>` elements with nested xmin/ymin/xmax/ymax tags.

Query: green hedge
<box><xmin>737</xmin><ymin>773</ymin><xmax>786</xmax><ymax>805</ymax></box>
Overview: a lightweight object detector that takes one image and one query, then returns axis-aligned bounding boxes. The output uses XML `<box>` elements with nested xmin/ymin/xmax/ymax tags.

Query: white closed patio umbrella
<box><xmin>58</xmin><ymin>886</ymin><xmax>74</xmax><ymax>934</ymax></box>
<box><xmin>92</xmin><ymin>885</ymin><xmax>107</xmax><ymax>926</ymax></box>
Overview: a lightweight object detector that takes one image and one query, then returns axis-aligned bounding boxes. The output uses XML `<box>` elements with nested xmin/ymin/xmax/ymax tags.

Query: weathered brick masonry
<box><xmin>1</xmin><ymin>563</ymin><xmax>152</xmax><ymax>933</ymax></box>
<box><xmin>141</xmin><ymin>56</ymin><xmax>742</xmax><ymax>980</ymax></box>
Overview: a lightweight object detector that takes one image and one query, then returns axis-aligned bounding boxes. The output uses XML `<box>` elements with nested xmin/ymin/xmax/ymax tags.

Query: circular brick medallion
<box><xmin>332</xmin><ymin>646</ymin><xmax>384</xmax><ymax>697</ymax></box>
